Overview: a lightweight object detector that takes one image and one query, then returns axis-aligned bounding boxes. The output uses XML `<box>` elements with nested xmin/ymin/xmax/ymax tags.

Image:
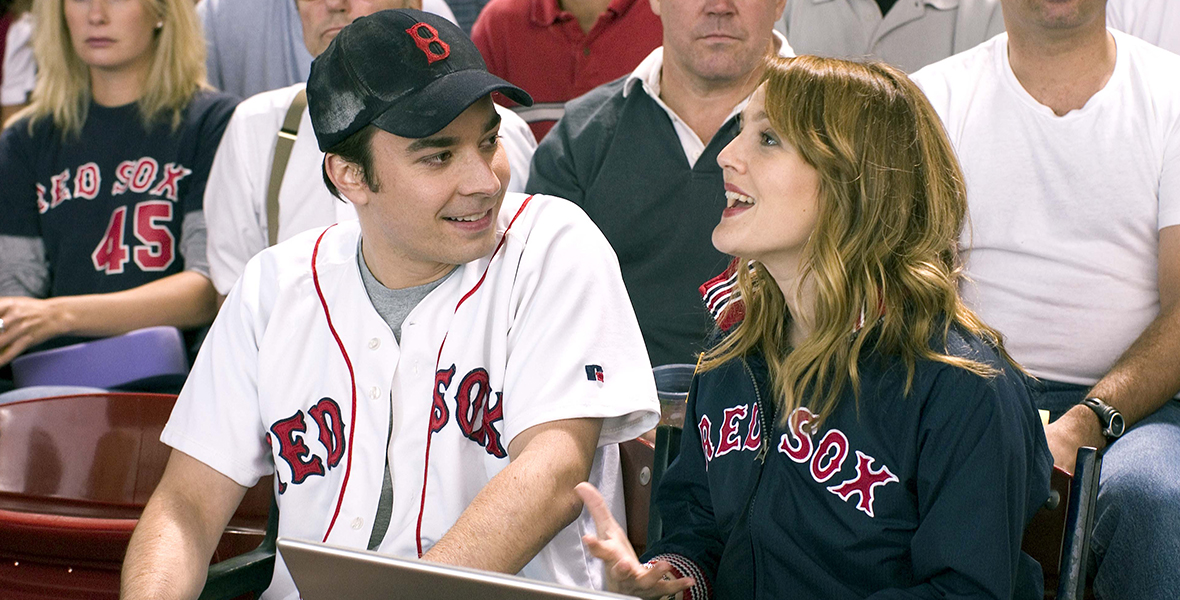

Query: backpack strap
<box><xmin>266</xmin><ymin>88</ymin><xmax>308</xmax><ymax>247</ymax></box>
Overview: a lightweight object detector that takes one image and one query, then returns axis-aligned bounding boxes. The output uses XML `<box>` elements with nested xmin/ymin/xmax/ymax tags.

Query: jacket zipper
<box><xmin>742</xmin><ymin>359</ymin><xmax>772</xmax><ymax>463</ymax></box>
<box><xmin>741</xmin><ymin>358</ymin><xmax>773</xmax><ymax>599</ymax></box>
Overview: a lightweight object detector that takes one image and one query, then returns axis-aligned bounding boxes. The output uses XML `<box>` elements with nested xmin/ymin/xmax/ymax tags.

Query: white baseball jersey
<box><xmin>203</xmin><ymin>82</ymin><xmax>539</xmax><ymax>295</ymax></box>
<box><xmin>163</xmin><ymin>192</ymin><xmax>660</xmax><ymax>600</ymax></box>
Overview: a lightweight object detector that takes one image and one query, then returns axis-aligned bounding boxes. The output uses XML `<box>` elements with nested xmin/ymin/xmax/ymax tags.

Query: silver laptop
<box><xmin>279</xmin><ymin>538</ymin><xmax>639</xmax><ymax>600</ymax></box>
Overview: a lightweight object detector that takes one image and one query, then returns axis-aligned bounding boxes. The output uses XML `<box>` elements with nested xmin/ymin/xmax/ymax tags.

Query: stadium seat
<box><xmin>10</xmin><ymin>327</ymin><xmax>189</xmax><ymax>391</ymax></box>
<box><xmin>1022</xmin><ymin>446</ymin><xmax>1102</xmax><ymax>600</ymax></box>
<box><xmin>0</xmin><ymin>393</ymin><xmax>271</xmax><ymax>600</ymax></box>
<box><xmin>619</xmin><ymin>438</ymin><xmax>655</xmax><ymax>556</ymax></box>
<box><xmin>198</xmin><ymin>495</ymin><xmax>277</xmax><ymax>600</ymax></box>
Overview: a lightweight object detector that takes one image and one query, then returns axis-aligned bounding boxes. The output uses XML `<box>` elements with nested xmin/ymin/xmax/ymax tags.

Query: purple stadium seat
<box><xmin>10</xmin><ymin>327</ymin><xmax>189</xmax><ymax>390</ymax></box>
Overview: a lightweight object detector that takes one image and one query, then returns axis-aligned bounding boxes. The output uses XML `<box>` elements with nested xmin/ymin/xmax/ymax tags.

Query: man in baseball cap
<box><xmin>122</xmin><ymin>10</ymin><xmax>659</xmax><ymax>600</ymax></box>
<box><xmin>202</xmin><ymin>1</ymin><xmax>540</xmax><ymax>305</ymax></box>
<box><xmin>308</xmin><ymin>9</ymin><xmax>533</xmax><ymax>145</ymax></box>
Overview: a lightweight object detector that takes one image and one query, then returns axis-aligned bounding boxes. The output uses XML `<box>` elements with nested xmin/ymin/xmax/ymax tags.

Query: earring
<box><xmin>155</xmin><ymin>21</ymin><xmax>164</xmax><ymax>29</ymax></box>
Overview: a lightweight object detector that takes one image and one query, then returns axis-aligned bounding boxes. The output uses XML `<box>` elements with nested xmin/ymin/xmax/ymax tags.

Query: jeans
<box><xmin>1030</xmin><ymin>379</ymin><xmax>1180</xmax><ymax>600</ymax></box>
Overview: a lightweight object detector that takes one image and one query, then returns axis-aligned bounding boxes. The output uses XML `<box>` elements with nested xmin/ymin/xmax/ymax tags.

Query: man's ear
<box><xmin>324</xmin><ymin>153</ymin><xmax>371</xmax><ymax>206</ymax></box>
<box><xmin>404</xmin><ymin>0</ymin><xmax>424</xmax><ymax>10</ymax></box>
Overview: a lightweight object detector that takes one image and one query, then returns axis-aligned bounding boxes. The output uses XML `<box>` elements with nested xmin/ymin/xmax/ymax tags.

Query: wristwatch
<box><xmin>1080</xmin><ymin>397</ymin><xmax>1126</xmax><ymax>441</ymax></box>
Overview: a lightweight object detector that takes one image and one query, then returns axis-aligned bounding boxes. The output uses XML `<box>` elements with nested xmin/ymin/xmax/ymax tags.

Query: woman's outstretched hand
<box><xmin>575</xmin><ymin>482</ymin><xmax>696</xmax><ymax>600</ymax></box>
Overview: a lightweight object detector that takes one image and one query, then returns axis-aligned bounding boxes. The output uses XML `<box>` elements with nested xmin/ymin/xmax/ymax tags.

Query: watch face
<box><xmin>1109</xmin><ymin>414</ymin><xmax>1126</xmax><ymax>438</ymax></box>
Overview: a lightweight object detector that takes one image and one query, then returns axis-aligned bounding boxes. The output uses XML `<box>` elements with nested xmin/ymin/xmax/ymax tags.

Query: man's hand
<box><xmin>0</xmin><ymin>296</ymin><xmax>66</xmax><ymax>366</ymax></box>
<box><xmin>575</xmin><ymin>482</ymin><xmax>694</xmax><ymax>599</ymax></box>
<box><xmin>1044</xmin><ymin>404</ymin><xmax>1106</xmax><ymax>474</ymax></box>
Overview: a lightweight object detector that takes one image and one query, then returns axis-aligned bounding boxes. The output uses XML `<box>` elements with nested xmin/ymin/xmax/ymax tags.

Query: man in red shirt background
<box><xmin>472</xmin><ymin>0</ymin><xmax>661</xmax><ymax>140</ymax></box>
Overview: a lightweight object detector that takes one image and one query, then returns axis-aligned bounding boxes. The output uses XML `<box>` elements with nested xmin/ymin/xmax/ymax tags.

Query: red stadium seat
<box><xmin>619</xmin><ymin>437</ymin><xmax>655</xmax><ymax>556</ymax></box>
<box><xmin>0</xmin><ymin>393</ymin><xmax>272</xmax><ymax>600</ymax></box>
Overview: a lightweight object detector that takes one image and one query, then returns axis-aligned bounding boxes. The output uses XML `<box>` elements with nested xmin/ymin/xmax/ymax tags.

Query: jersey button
<box><xmin>369</xmin><ymin>386</ymin><xmax>380</xmax><ymax>400</ymax></box>
<box><xmin>351</xmin><ymin>517</ymin><xmax>364</xmax><ymax>530</ymax></box>
<box><xmin>368</xmin><ymin>338</ymin><xmax>380</xmax><ymax>350</ymax></box>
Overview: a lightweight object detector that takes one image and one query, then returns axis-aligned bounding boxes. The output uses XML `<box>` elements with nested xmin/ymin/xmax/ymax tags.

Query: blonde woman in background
<box><xmin>0</xmin><ymin>0</ymin><xmax>237</xmax><ymax>377</ymax></box>
<box><xmin>576</xmin><ymin>56</ymin><xmax>1053</xmax><ymax>600</ymax></box>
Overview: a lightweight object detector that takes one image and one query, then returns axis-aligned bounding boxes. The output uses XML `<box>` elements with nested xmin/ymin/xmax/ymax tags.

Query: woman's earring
<box><xmin>155</xmin><ymin>21</ymin><xmax>164</xmax><ymax>29</ymax></box>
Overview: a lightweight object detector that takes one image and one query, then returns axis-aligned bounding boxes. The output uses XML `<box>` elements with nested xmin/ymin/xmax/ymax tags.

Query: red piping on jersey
<box><xmin>310</xmin><ymin>224</ymin><xmax>359</xmax><ymax>543</ymax></box>
<box><xmin>415</xmin><ymin>195</ymin><xmax>533</xmax><ymax>557</ymax></box>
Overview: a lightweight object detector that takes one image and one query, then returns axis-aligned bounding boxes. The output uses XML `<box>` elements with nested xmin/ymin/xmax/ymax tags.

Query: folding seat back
<box><xmin>1021</xmin><ymin>446</ymin><xmax>1101</xmax><ymax>600</ymax></box>
<box><xmin>0</xmin><ymin>393</ymin><xmax>270</xmax><ymax>600</ymax></box>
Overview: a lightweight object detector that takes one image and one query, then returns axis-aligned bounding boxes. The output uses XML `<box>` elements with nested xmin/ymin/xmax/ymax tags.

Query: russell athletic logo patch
<box><xmin>585</xmin><ymin>365</ymin><xmax>605</xmax><ymax>383</ymax></box>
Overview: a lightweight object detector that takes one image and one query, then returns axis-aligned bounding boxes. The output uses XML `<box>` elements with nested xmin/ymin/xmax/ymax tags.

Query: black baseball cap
<box><xmin>307</xmin><ymin>9</ymin><xmax>533</xmax><ymax>151</ymax></box>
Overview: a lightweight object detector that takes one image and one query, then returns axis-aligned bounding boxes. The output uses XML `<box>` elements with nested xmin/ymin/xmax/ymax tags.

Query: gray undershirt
<box><xmin>0</xmin><ymin>235</ymin><xmax>49</xmax><ymax>297</ymax></box>
<box><xmin>356</xmin><ymin>238</ymin><xmax>447</xmax><ymax>344</ymax></box>
<box><xmin>356</xmin><ymin>237</ymin><xmax>449</xmax><ymax>549</ymax></box>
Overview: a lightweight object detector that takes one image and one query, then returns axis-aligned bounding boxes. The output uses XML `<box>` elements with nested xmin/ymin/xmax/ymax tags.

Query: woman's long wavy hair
<box><xmin>18</xmin><ymin>0</ymin><xmax>207</xmax><ymax>136</ymax></box>
<box><xmin>698</xmin><ymin>55</ymin><xmax>1017</xmax><ymax>428</ymax></box>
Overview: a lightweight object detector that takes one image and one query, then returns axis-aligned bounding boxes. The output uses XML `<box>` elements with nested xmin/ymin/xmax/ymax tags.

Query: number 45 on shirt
<box><xmin>91</xmin><ymin>201</ymin><xmax>176</xmax><ymax>275</ymax></box>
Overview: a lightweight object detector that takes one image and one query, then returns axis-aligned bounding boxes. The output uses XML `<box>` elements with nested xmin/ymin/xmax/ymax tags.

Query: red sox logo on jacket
<box><xmin>699</xmin><ymin>405</ymin><xmax>899</xmax><ymax>518</ymax></box>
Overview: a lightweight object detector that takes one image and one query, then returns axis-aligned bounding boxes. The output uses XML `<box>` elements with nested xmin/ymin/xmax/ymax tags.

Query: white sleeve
<box><xmin>1158</xmin><ymin>114</ymin><xmax>1180</xmax><ymax>230</ymax></box>
<box><xmin>161</xmin><ymin>259</ymin><xmax>272</xmax><ymax>487</ymax></box>
<box><xmin>1</xmin><ymin>15</ymin><xmax>35</xmax><ymax>107</ymax></box>
<box><xmin>495</xmin><ymin>103</ymin><xmax>538</xmax><ymax>194</ymax></box>
<box><xmin>500</xmin><ymin>201</ymin><xmax>660</xmax><ymax>448</ymax></box>
<box><xmin>205</xmin><ymin>104</ymin><xmax>269</xmax><ymax>295</ymax></box>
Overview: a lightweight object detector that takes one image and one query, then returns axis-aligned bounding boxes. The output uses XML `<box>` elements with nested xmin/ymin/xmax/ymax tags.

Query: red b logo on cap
<box><xmin>406</xmin><ymin>23</ymin><xmax>450</xmax><ymax>65</ymax></box>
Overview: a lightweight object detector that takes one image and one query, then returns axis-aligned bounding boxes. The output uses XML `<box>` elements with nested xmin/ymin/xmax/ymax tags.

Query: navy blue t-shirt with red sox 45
<box><xmin>0</xmin><ymin>90</ymin><xmax>236</xmax><ymax>297</ymax></box>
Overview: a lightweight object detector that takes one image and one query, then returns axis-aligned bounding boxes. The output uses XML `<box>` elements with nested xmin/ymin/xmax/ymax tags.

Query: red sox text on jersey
<box><xmin>38</xmin><ymin>158</ymin><xmax>193</xmax><ymax>276</ymax></box>
<box><xmin>37</xmin><ymin>157</ymin><xmax>192</xmax><ymax>213</ymax></box>
<box><xmin>268</xmin><ymin>364</ymin><xmax>507</xmax><ymax>494</ymax></box>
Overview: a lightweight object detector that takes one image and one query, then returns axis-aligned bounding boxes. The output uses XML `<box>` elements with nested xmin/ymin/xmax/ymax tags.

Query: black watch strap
<box><xmin>1081</xmin><ymin>397</ymin><xmax>1126</xmax><ymax>440</ymax></box>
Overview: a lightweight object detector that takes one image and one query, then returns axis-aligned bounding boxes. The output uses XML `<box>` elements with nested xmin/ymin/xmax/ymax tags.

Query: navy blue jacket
<box><xmin>642</xmin><ymin>328</ymin><xmax>1053</xmax><ymax>599</ymax></box>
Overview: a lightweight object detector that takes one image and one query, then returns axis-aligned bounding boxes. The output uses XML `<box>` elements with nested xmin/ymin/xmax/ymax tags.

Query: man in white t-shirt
<box><xmin>912</xmin><ymin>0</ymin><xmax>1180</xmax><ymax>597</ymax></box>
<box><xmin>1107</xmin><ymin>0</ymin><xmax>1179</xmax><ymax>55</ymax></box>
<box><xmin>121</xmin><ymin>10</ymin><xmax>658</xmax><ymax>600</ymax></box>
<box><xmin>203</xmin><ymin>0</ymin><xmax>537</xmax><ymax>299</ymax></box>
